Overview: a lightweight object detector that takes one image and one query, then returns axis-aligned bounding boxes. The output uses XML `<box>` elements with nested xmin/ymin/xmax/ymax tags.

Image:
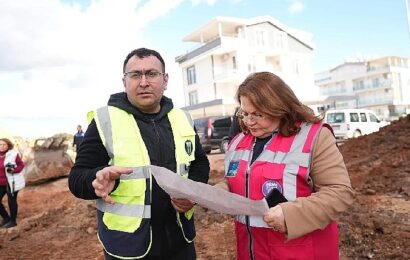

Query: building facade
<box><xmin>315</xmin><ymin>56</ymin><xmax>410</xmax><ymax>120</ymax></box>
<box><xmin>175</xmin><ymin>16</ymin><xmax>316</xmax><ymax>119</ymax></box>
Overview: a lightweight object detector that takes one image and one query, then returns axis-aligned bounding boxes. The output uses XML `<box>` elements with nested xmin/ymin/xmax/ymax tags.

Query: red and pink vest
<box><xmin>225</xmin><ymin>122</ymin><xmax>339</xmax><ymax>260</ymax></box>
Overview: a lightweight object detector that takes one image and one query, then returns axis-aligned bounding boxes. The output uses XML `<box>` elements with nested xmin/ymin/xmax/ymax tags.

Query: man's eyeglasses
<box><xmin>123</xmin><ymin>70</ymin><xmax>165</xmax><ymax>82</ymax></box>
<box><xmin>236</xmin><ymin>109</ymin><xmax>265</xmax><ymax>122</ymax></box>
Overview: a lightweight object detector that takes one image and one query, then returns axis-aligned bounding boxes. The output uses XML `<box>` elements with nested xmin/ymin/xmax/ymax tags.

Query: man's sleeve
<box><xmin>68</xmin><ymin>119</ymin><xmax>110</xmax><ymax>200</ymax></box>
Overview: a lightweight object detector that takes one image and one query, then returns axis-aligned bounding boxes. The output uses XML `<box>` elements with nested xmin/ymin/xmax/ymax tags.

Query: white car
<box><xmin>324</xmin><ymin>109</ymin><xmax>389</xmax><ymax>140</ymax></box>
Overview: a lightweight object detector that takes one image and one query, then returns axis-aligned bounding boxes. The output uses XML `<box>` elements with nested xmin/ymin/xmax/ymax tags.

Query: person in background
<box><xmin>68</xmin><ymin>47</ymin><xmax>210</xmax><ymax>259</ymax></box>
<box><xmin>228</xmin><ymin>106</ymin><xmax>241</xmax><ymax>142</ymax></box>
<box><xmin>73</xmin><ymin>125</ymin><xmax>84</xmax><ymax>151</ymax></box>
<box><xmin>219</xmin><ymin>72</ymin><xmax>354</xmax><ymax>260</ymax></box>
<box><xmin>0</xmin><ymin>138</ymin><xmax>25</xmax><ymax>228</ymax></box>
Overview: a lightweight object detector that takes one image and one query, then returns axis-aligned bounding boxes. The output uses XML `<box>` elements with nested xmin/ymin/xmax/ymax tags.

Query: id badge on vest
<box><xmin>227</xmin><ymin>161</ymin><xmax>240</xmax><ymax>177</ymax></box>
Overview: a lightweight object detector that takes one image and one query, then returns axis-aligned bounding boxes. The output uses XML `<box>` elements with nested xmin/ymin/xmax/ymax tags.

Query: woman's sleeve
<box><xmin>280</xmin><ymin>126</ymin><xmax>355</xmax><ymax>240</ymax></box>
<box><xmin>14</xmin><ymin>153</ymin><xmax>25</xmax><ymax>173</ymax></box>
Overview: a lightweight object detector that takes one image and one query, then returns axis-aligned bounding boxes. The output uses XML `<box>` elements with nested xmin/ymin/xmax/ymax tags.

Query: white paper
<box><xmin>150</xmin><ymin>165</ymin><xmax>269</xmax><ymax>216</ymax></box>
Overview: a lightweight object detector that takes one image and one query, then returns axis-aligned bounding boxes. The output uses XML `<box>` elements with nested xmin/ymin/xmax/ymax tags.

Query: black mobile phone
<box><xmin>265</xmin><ymin>188</ymin><xmax>288</xmax><ymax>208</ymax></box>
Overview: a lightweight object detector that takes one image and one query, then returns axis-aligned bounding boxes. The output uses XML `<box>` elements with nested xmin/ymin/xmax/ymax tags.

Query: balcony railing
<box><xmin>214</xmin><ymin>69</ymin><xmax>238</xmax><ymax>82</ymax></box>
<box><xmin>175</xmin><ymin>38</ymin><xmax>222</xmax><ymax>63</ymax></box>
<box><xmin>358</xmin><ymin>96</ymin><xmax>393</xmax><ymax>107</ymax></box>
<box><xmin>353</xmin><ymin>79</ymin><xmax>393</xmax><ymax>92</ymax></box>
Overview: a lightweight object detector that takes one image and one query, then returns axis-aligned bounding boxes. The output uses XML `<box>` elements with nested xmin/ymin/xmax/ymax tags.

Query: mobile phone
<box><xmin>265</xmin><ymin>188</ymin><xmax>288</xmax><ymax>208</ymax></box>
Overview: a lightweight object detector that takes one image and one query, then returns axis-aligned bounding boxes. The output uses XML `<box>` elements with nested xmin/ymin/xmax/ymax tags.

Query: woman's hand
<box><xmin>263</xmin><ymin>205</ymin><xmax>287</xmax><ymax>233</ymax></box>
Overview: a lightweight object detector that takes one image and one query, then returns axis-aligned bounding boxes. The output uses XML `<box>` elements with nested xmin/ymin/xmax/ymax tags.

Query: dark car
<box><xmin>194</xmin><ymin>115</ymin><xmax>233</xmax><ymax>153</ymax></box>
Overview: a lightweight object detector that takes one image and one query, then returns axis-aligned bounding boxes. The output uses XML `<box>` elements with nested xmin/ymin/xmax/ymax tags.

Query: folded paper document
<box><xmin>150</xmin><ymin>165</ymin><xmax>269</xmax><ymax>216</ymax></box>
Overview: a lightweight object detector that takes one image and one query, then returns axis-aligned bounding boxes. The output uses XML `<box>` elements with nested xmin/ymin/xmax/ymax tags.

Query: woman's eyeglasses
<box><xmin>236</xmin><ymin>109</ymin><xmax>265</xmax><ymax>122</ymax></box>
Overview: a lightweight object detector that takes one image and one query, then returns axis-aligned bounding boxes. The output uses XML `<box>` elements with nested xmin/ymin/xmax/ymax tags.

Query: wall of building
<box><xmin>178</xmin><ymin>16</ymin><xmax>316</xmax><ymax>115</ymax></box>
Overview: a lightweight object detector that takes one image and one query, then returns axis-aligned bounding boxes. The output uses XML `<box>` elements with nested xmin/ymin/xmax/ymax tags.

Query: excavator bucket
<box><xmin>21</xmin><ymin>136</ymin><xmax>74</xmax><ymax>185</ymax></box>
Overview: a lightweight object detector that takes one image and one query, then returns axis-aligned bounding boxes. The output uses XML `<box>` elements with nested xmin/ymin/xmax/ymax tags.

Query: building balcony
<box><xmin>213</xmin><ymin>69</ymin><xmax>239</xmax><ymax>83</ymax></box>
<box><xmin>175</xmin><ymin>36</ymin><xmax>244</xmax><ymax>63</ymax></box>
<box><xmin>358</xmin><ymin>96</ymin><xmax>394</xmax><ymax>107</ymax></box>
<box><xmin>353</xmin><ymin>79</ymin><xmax>393</xmax><ymax>93</ymax></box>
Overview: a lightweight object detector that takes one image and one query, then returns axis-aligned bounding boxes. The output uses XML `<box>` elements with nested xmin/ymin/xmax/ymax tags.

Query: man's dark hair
<box><xmin>123</xmin><ymin>48</ymin><xmax>165</xmax><ymax>73</ymax></box>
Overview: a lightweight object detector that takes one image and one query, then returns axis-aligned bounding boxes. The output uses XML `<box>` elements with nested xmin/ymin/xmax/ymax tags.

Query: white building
<box><xmin>314</xmin><ymin>56</ymin><xmax>410</xmax><ymax>120</ymax></box>
<box><xmin>175</xmin><ymin>16</ymin><xmax>317</xmax><ymax>119</ymax></box>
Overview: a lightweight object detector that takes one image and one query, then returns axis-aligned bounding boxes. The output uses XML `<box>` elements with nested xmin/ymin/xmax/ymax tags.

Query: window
<box><xmin>372</xmin><ymin>78</ymin><xmax>380</xmax><ymax>88</ymax></box>
<box><xmin>274</xmin><ymin>32</ymin><xmax>285</xmax><ymax>49</ymax></box>
<box><xmin>248</xmin><ymin>56</ymin><xmax>256</xmax><ymax>72</ymax></box>
<box><xmin>360</xmin><ymin>113</ymin><xmax>367</xmax><ymax>122</ymax></box>
<box><xmin>369</xmin><ymin>113</ymin><xmax>379</xmax><ymax>122</ymax></box>
<box><xmin>255</xmin><ymin>31</ymin><xmax>265</xmax><ymax>46</ymax></box>
<box><xmin>350</xmin><ymin>113</ymin><xmax>359</xmax><ymax>122</ymax></box>
<box><xmin>327</xmin><ymin>113</ymin><xmax>345</xmax><ymax>123</ymax></box>
<box><xmin>187</xmin><ymin>66</ymin><xmax>196</xmax><ymax>85</ymax></box>
<box><xmin>353</xmin><ymin>80</ymin><xmax>365</xmax><ymax>91</ymax></box>
<box><xmin>188</xmin><ymin>91</ymin><xmax>198</xmax><ymax>105</ymax></box>
<box><xmin>293</xmin><ymin>60</ymin><xmax>300</xmax><ymax>74</ymax></box>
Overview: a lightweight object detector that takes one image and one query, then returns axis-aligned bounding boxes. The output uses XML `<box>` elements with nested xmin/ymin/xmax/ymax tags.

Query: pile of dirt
<box><xmin>1</xmin><ymin>115</ymin><xmax>409</xmax><ymax>259</ymax></box>
<box><xmin>337</xmin><ymin>115</ymin><xmax>410</xmax><ymax>259</ymax></box>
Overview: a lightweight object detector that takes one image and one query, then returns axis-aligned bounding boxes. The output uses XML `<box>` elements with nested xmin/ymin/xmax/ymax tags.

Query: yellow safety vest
<box><xmin>88</xmin><ymin>105</ymin><xmax>196</xmax><ymax>259</ymax></box>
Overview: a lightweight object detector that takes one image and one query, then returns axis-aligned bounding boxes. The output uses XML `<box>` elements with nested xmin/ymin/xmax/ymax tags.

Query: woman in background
<box><xmin>0</xmin><ymin>138</ymin><xmax>25</xmax><ymax>228</ymax></box>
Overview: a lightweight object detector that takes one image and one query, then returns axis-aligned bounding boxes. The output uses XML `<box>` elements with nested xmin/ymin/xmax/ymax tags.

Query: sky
<box><xmin>0</xmin><ymin>0</ymin><xmax>409</xmax><ymax>138</ymax></box>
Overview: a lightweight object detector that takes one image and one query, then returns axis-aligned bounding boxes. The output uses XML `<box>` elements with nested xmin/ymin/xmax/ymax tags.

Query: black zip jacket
<box><xmin>68</xmin><ymin>92</ymin><xmax>210</xmax><ymax>256</ymax></box>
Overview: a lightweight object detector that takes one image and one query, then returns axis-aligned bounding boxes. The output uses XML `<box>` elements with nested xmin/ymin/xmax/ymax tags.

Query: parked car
<box><xmin>194</xmin><ymin>115</ymin><xmax>233</xmax><ymax>153</ymax></box>
<box><xmin>325</xmin><ymin>109</ymin><xmax>389</xmax><ymax>140</ymax></box>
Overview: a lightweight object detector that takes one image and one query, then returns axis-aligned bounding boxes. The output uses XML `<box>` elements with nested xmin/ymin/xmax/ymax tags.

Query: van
<box><xmin>194</xmin><ymin>115</ymin><xmax>233</xmax><ymax>153</ymax></box>
<box><xmin>324</xmin><ymin>109</ymin><xmax>389</xmax><ymax>140</ymax></box>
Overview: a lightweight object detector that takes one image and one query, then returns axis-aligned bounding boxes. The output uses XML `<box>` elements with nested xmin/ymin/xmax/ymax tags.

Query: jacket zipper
<box><xmin>245</xmin><ymin>139</ymin><xmax>257</xmax><ymax>260</ymax></box>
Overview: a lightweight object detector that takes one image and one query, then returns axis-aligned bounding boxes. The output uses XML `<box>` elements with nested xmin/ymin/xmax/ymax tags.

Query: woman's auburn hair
<box><xmin>0</xmin><ymin>138</ymin><xmax>14</xmax><ymax>150</ymax></box>
<box><xmin>236</xmin><ymin>72</ymin><xmax>322</xmax><ymax>137</ymax></box>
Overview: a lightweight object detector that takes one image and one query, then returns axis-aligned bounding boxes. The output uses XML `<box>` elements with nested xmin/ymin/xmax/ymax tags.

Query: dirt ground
<box><xmin>1</xmin><ymin>115</ymin><xmax>409</xmax><ymax>259</ymax></box>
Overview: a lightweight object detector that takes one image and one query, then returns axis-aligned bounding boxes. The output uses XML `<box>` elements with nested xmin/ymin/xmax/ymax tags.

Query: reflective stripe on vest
<box><xmin>226</xmin><ymin>123</ymin><xmax>322</xmax><ymax>228</ymax></box>
<box><xmin>167</xmin><ymin>108</ymin><xmax>197</xmax><ymax>242</ymax></box>
<box><xmin>235</xmin><ymin>215</ymin><xmax>268</xmax><ymax>228</ymax></box>
<box><xmin>89</xmin><ymin>105</ymin><xmax>197</xmax><ymax>258</ymax></box>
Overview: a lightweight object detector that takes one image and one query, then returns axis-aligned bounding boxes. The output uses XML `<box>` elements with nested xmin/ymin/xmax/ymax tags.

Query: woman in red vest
<box><xmin>220</xmin><ymin>72</ymin><xmax>354</xmax><ymax>260</ymax></box>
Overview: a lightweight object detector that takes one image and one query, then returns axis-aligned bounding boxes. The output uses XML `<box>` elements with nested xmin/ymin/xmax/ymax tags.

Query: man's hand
<box><xmin>263</xmin><ymin>205</ymin><xmax>287</xmax><ymax>233</ymax></box>
<box><xmin>171</xmin><ymin>198</ymin><xmax>196</xmax><ymax>213</ymax></box>
<box><xmin>92</xmin><ymin>166</ymin><xmax>133</xmax><ymax>204</ymax></box>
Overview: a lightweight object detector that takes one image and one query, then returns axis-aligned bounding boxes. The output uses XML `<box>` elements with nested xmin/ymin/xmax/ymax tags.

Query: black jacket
<box><xmin>73</xmin><ymin>131</ymin><xmax>84</xmax><ymax>149</ymax></box>
<box><xmin>68</xmin><ymin>92</ymin><xmax>210</xmax><ymax>256</ymax></box>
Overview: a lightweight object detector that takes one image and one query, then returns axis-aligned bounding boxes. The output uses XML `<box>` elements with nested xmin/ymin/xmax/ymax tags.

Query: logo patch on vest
<box><xmin>185</xmin><ymin>140</ymin><xmax>193</xmax><ymax>156</ymax></box>
<box><xmin>262</xmin><ymin>180</ymin><xmax>283</xmax><ymax>196</ymax></box>
<box><xmin>226</xmin><ymin>161</ymin><xmax>240</xmax><ymax>177</ymax></box>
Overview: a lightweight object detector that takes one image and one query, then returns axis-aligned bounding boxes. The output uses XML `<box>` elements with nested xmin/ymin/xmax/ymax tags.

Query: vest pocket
<box><xmin>111</xmin><ymin>179</ymin><xmax>146</xmax><ymax>198</ymax></box>
<box><xmin>267</xmin><ymin>231</ymin><xmax>314</xmax><ymax>259</ymax></box>
<box><xmin>103</xmin><ymin>179</ymin><xmax>146</xmax><ymax>233</ymax></box>
<box><xmin>103</xmin><ymin>213</ymin><xmax>143</xmax><ymax>233</ymax></box>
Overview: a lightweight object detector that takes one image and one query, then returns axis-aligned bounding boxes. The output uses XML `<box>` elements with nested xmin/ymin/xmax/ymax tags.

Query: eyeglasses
<box><xmin>123</xmin><ymin>70</ymin><xmax>165</xmax><ymax>82</ymax></box>
<box><xmin>236</xmin><ymin>109</ymin><xmax>265</xmax><ymax>122</ymax></box>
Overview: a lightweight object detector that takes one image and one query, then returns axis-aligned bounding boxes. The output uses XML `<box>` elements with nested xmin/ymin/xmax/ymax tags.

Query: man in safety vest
<box><xmin>68</xmin><ymin>48</ymin><xmax>210</xmax><ymax>259</ymax></box>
